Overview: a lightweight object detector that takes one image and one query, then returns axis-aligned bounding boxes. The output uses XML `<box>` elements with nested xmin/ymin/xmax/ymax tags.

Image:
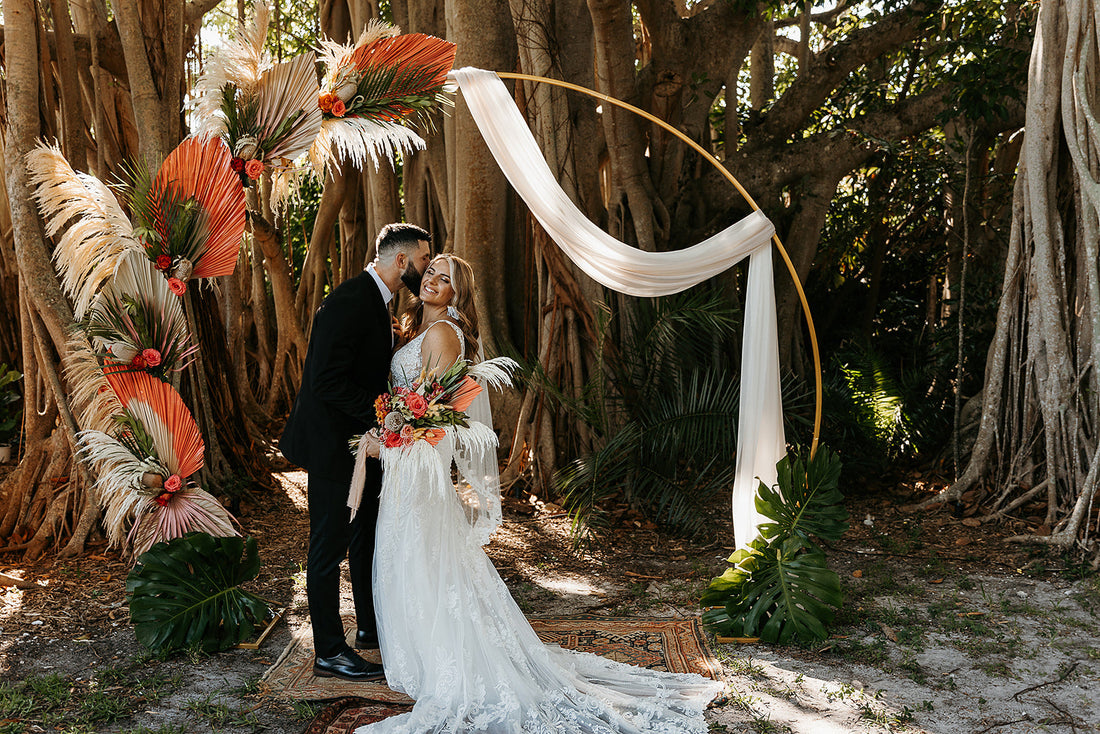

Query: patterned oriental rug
<box><xmin>272</xmin><ymin>615</ymin><xmax>723</xmax><ymax>734</ymax></box>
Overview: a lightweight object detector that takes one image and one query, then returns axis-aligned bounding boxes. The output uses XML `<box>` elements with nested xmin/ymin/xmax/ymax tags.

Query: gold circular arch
<box><xmin>496</xmin><ymin>71</ymin><xmax>823</xmax><ymax>455</ymax></box>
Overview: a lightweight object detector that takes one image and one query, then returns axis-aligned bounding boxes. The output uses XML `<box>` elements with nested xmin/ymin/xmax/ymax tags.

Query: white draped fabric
<box><xmin>451</xmin><ymin>67</ymin><xmax>786</xmax><ymax>548</ymax></box>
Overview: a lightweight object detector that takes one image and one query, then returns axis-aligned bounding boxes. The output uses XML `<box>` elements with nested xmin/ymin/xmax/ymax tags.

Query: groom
<box><xmin>280</xmin><ymin>223</ymin><xmax>432</xmax><ymax>681</ymax></box>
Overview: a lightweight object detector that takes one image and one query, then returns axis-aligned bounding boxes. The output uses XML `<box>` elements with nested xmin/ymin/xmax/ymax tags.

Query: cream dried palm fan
<box><xmin>83</xmin><ymin>251</ymin><xmax>198</xmax><ymax>379</ymax></box>
<box><xmin>78</xmin><ymin>370</ymin><xmax>237</xmax><ymax>557</ymax></box>
<box><xmin>311</xmin><ymin>20</ymin><xmax>457</xmax><ymax>172</ymax></box>
<box><xmin>190</xmin><ymin>0</ymin><xmax>322</xmax><ymax>186</ymax></box>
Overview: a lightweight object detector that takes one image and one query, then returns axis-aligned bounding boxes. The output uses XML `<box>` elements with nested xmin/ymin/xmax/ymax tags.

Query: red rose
<box><xmin>131</xmin><ymin>354</ymin><xmax>146</xmax><ymax>369</ymax></box>
<box><xmin>383</xmin><ymin>431</ymin><xmax>403</xmax><ymax>449</ymax></box>
<box><xmin>332</xmin><ymin>99</ymin><xmax>347</xmax><ymax>117</ymax></box>
<box><xmin>155</xmin><ymin>254</ymin><xmax>172</xmax><ymax>271</ymax></box>
<box><xmin>141</xmin><ymin>348</ymin><xmax>162</xmax><ymax>367</ymax></box>
<box><xmin>154</xmin><ymin>492</ymin><xmax>171</xmax><ymax>507</ymax></box>
<box><xmin>167</xmin><ymin>277</ymin><xmax>187</xmax><ymax>296</ymax></box>
<box><xmin>230</xmin><ymin>156</ymin><xmax>245</xmax><ymax>172</ymax></box>
<box><xmin>164</xmin><ymin>474</ymin><xmax>182</xmax><ymax>492</ymax></box>
<box><xmin>404</xmin><ymin>392</ymin><xmax>429</xmax><ymax>418</ymax></box>
<box><xmin>244</xmin><ymin>159</ymin><xmax>265</xmax><ymax>180</ymax></box>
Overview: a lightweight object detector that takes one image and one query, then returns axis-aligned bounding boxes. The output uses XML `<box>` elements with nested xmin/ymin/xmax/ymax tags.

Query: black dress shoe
<box><xmin>313</xmin><ymin>649</ymin><xmax>385</xmax><ymax>681</ymax></box>
<box><xmin>354</xmin><ymin>629</ymin><xmax>380</xmax><ymax>650</ymax></box>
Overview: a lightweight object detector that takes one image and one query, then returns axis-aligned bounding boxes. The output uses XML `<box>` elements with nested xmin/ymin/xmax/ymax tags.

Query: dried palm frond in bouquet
<box><xmin>78</xmin><ymin>369</ymin><xmax>237</xmax><ymax>557</ymax></box>
<box><xmin>189</xmin><ymin>0</ymin><xmax>322</xmax><ymax>189</ymax></box>
<box><xmin>123</xmin><ymin>136</ymin><xmax>247</xmax><ymax>287</ymax></box>
<box><xmin>311</xmin><ymin>20</ymin><xmax>457</xmax><ymax>172</ymax></box>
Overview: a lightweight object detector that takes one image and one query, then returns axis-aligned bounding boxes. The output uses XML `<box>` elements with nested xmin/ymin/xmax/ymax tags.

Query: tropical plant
<box><xmin>126</xmin><ymin>532</ymin><xmax>270</xmax><ymax>653</ymax></box>
<box><xmin>702</xmin><ymin>446</ymin><xmax>847</xmax><ymax>644</ymax></box>
<box><xmin>550</xmin><ymin>291</ymin><xmax>741</xmax><ymax>542</ymax></box>
<box><xmin>0</xmin><ymin>364</ymin><xmax>22</xmax><ymax>444</ymax></box>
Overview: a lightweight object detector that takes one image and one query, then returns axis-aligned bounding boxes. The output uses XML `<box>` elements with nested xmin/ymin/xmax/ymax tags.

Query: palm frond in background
<box><xmin>547</xmin><ymin>291</ymin><xmax>743</xmax><ymax>543</ymax></box>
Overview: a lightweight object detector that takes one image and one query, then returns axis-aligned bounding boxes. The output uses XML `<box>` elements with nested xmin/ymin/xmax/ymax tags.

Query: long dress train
<box><xmin>358</xmin><ymin>321</ymin><xmax>724</xmax><ymax>733</ymax></box>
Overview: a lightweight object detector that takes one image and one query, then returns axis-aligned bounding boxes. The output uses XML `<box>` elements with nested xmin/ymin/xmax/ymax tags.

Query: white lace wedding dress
<box><xmin>358</xmin><ymin>320</ymin><xmax>725</xmax><ymax>733</ymax></box>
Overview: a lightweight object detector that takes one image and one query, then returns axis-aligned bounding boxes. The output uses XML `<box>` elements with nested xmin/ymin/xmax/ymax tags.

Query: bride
<box><xmin>353</xmin><ymin>253</ymin><xmax>724</xmax><ymax>733</ymax></box>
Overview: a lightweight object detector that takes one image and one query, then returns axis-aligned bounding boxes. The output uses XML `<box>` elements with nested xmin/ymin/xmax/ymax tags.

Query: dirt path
<box><xmin>1</xmin><ymin>470</ymin><xmax>1098</xmax><ymax>733</ymax></box>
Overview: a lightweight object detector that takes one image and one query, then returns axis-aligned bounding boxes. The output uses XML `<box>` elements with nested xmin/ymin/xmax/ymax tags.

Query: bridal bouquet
<box><xmin>372</xmin><ymin>360</ymin><xmax>483</xmax><ymax>449</ymax></box>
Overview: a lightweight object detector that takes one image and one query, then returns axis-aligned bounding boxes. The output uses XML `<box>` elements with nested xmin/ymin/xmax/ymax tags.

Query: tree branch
<box><xmin>760</xmin><ymin>0</ymin><xmax>942</xmax><ymax>144</ymax></box>
<box><xmin>185</xmin><ymin>0</ymin><xmax>225</xmax><ymax>25</ymax></box>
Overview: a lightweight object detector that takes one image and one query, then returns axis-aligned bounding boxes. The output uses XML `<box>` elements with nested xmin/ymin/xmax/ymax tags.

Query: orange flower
<box><xmin>332</xmin><ymin>99</ymin><xmax>347</xmax><ymax>117</ymax></box>
<box><xmin>374</xmin><ymin>394</ymin><xmax>390</xmax><ymax>423</ymax></box>
<box><xmin>244</xmin><ymin>159</ymin><xmax>265</xmax><ymax>179</ymax></box>
<box><xmin>404</xmin><ymin>392</ymin><xmax>428</xmax><ymax>418</ymax></box>
<box><xmin>384</xmin><ymin>431</ymin><xmax>403</xmax><ymax>449</ymax></box>
<box><xmin>167</xmin><ymin>277</ymin><xmax>187</xmax><ymax>296</ymax></box>
<box><xmin>318</xmin><ymin>93</ymin><xmax>335</xmax><ymax>112</ymax></box>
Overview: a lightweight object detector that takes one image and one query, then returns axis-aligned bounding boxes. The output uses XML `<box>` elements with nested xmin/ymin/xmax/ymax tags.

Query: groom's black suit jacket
<box><xmin>280</xmin><ymin>270</ymin><xmax>391</xmax><ymax>480</ymax></box>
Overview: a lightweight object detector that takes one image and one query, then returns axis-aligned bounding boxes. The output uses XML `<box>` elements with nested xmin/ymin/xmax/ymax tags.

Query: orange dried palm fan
<box><xmin>104</xmin><ymin>369</ymin><xmax>204</xmax><ymax>479</ymax></box>
<box><xmin>312</xmin><ymin>21</ymin><xmax>457</xmax><ymax>171</ymax></box>
<box><xmin>152</xmin><ymin>137</ymin><xmax>247</xmax><ymax>280</ymax></box>
<box><xmin>79</xmin><ymin>369</ymin><xmax>236</xmax><ymax>557</ymax></box>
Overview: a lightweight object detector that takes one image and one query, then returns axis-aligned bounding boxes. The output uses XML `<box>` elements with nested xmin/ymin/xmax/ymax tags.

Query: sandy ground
<box><xmin>1</xmin><ymin>470</ymin><xmax>1099</xmax><ymax>733</ymax></box>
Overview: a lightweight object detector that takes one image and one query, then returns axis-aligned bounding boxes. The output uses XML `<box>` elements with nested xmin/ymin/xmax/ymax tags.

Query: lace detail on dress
<box><xmin>390</xmin><ymin>319</ymin><xmax>465</xmax><ymax>390</ymax></box>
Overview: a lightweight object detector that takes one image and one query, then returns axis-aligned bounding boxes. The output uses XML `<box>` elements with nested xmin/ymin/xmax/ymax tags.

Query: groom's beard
<box><xmin>401</xmin><ymin>263</ymin><xmax>423</xmax><ymax>294</ymax></box>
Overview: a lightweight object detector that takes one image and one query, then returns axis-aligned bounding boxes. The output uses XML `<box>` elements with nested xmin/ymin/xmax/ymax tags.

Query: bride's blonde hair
<box><xmin>402</xmin><ymin>254</ymin><xmax>481</xmax><ymax>359</ymax></box>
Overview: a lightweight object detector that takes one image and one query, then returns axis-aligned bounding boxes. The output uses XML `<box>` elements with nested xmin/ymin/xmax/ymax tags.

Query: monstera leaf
<box><xmin>756</xmin><ymin>448</ymin><xmax>847</xmax><ymax>553</ymax></box>
<box><xmin>702</xmin><ymin>445</ymin><xmax>847</xmax><ymax>645</ymax></box>
<box><xmin>126</xmin><ymin>532</ymin><xmax>270</xmax><ymax>652</ymax></box>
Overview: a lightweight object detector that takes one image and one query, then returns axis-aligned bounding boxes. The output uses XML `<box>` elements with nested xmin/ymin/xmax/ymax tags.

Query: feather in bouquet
<box><xmin>77</xmin><ymin>369</ymin><xmax>237</xmax><ymax>557</ymax></box>
<box><xmin>311</xmin><ymin>20</ymin><xmax>456</xmax><ymax>172</ymax></box>
<box><xmin>190</xmin><ymin>0</ymin><xmax>322</xmax><ymax>190</ymax></box>
<box><xmin>83</xmin><ymin>251</ymin><xmax>198</xmax><ymax>380</ymax></box>
<box><xmin>124</xmin><ymin>136</ymin><xmax>247</xmax><ymax>286</ymax></box>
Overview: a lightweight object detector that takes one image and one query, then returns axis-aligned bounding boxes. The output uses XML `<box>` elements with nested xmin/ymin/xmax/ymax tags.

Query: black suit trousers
<box><xmin>305</xmin><ymin>466</ymin><xmax>381</xmax><ymax>658</ymax></box>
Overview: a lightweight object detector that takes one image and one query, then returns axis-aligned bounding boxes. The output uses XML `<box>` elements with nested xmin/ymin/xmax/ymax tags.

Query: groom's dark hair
<box><xmin>375</xmin><ymin>223</ymin><xmax>432</xmax><ymax>263</ymax></box>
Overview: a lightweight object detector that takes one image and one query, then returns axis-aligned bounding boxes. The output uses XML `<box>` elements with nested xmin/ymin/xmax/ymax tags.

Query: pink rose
<box><xmin>404</xmin><ymin>392</ymin><xmax>429</xmax><ymax>418</ymax></box>
<box><xmin>331</xmin><ymin>99</ymin><xmax>347</xmax><ymax>117</ymax></box>
<box><xmin>244</xmin><ymin>159</ymin><xmax>265</xmax><ymax>180</ymax></box>
<box><xmin>164</xmin><ymin>474</ymin><xmax>182</xmax><ymax>493</ymax></box>
<box><xmin>167</xmin><ymin>277</ymin><xmax>187</xmax><ymax>296</ymax></box>
<box><xmin>399</xmin><ymin>424</ymin><xmax>415</xmax><ymax>445</ymax></box>
<box><xmin>141</xmin><ymin>348</ymin><xmax>162</xmax><ymax>367</ymax></box>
